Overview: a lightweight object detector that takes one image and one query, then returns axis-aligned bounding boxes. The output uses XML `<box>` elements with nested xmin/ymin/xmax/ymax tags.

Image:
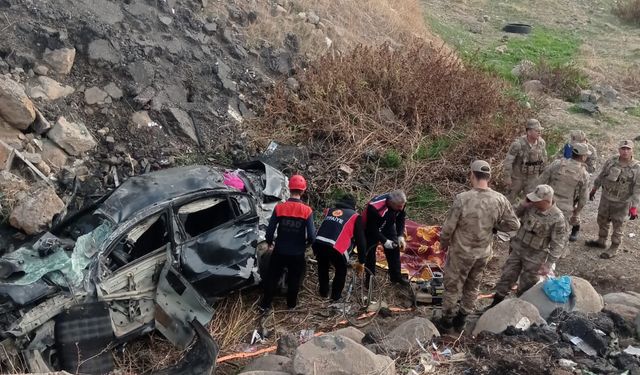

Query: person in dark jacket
<box><xmin>362</xmin><ymin>190</ymin><xmax>408</xmax><ymax>286</ymax></box>
<box><xmin>260</xmin><ymin>175</ymin><xmax>315</xmax><ymax>312</ymax></box>
<box><xmin>313</xmin><ymin>194</ymin><xmax>367</xmax><ymax>301</ymax></box>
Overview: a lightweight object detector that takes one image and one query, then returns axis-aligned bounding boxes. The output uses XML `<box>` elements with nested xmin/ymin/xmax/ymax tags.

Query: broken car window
<box><xmin>107</xmin><ymin>213</ymin><xmax>170</xmax><ymax>269</ymax></box>
<box><xmin>232</xmin><ymin>195</ymin><xmax>252</xmax><ymax>217</ymax></box>
<box><xmin>177</xmin><ymin>197</ymin><xmax>234</xmax><ymax>238</ymax></box>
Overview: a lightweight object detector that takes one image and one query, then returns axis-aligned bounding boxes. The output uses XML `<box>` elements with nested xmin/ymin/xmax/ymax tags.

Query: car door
<box><xmin>173</xmin><ymin>193</ymin><xmax>260</xmax><ymax>298</ymax></box>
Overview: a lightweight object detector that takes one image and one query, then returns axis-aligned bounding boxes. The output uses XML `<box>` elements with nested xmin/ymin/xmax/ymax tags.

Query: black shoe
<box><xmin>452</xmin><ymin>312</ymin><xmax>468</xmax><ymax>331</ymax></box>
<box><xmin>391</xmin><ymin>278</ymin><xmax>410</xmax><ymax>286</ymax></box>
<box><xmin>488</xmin><ymin>294</ymin><xmax>505</xmax><ymax>309</ymax></box>
<box><xmin>568</xmin><ymin>225</ymin><xmax>580</xmax><ymax>242</ymax></box>
<box><xmin>433</xmin><ymin>317</ymin><xmax>453</xmax><ymax>333</ymax></box>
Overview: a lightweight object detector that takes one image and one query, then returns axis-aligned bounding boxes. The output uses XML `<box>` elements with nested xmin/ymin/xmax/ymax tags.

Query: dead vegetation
<box><xmin>614</xmin><ymin>0</ymin><xmax>640</xmax><ymax>24</ymax></box>
<box><xmin>244</xmin><ymin>0</ymin><xmax>445</xmax><ymax>58</ymax></box>
<box><xmin>522</xmin><ymin>60</ymin><xmax>587</xmax><ymax>102</ymax></box>
<box><xmin>250</xmin><ymin>41</ymin><xmax>530</xmax><ymax>221</ymax></box>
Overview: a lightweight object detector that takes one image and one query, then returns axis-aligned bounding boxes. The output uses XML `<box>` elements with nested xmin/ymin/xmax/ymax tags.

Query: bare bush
<box><xmin>522</xmin><ymin>60</ymin><xmax>587</xmax><ymax>102</ymax></box>
<box><xmin>614</xmin><ymin>0</ymin><xmax>640</xmax><ymax>24</ymax></box>
<box><xmin>250</xmin><ymin>41</ymin><xmax>531</xmax><ymax>221</ymax></box>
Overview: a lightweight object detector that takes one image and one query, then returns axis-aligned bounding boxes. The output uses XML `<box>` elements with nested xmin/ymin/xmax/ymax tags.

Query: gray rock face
<box><xmin>41</xmin><ymin>139</ymin><xmax>68</xmax><ymax>171</ymax></box>
<box><xmin>520</xmin><ymin>277</ymin><xmax>603</xmax><ymax>320</ymax></box>
<box><xmin>216</xmin><ymin>59</ymin><xmax>236</xmax><ymax>93</ymax></box>
<box><xmin>379</xmin><ymin>317</ymin><xmax>439</xmax><ymax>353</ymax></box>
<box><xmin>9</xmin><ymin>184</ymin><xmax>65</xmax><ymax>235</ymax></box>
<box><xmin>26</xmin><ymin>76</ymin><xmax>75</xmax><ymax>101</ymax></box>
<box><xmin>47</xmin><ymin>117</ymin><xmax>97</xmax><ymax>156</ymax></box>
<box><xmin>473</xmin><ymin>299</ymin><xmax>545</xmax><ymax>336</ymax></box>
<box><xmin>85</xmin><ymin>86</ymin><xmax>109</xmax><ymax>105</ymax></box>
<box><xmin>164</xmin><ymin>107</ymin><xmax>198</xmax><ymax>144</ymax></box>
<box><xmin>604</xmin><ymin>303</ymin><xmax>639</xmax><ymax>325</ymax></box>
<box><xmin>604</xmin><ymin>292</ymin><xmax>640</xmax><ymax>310</ymax></box>
<box><xmin>330</xmin><ymin>327</ymin><xmax>365</xmax><ymax>344</ymax></box>
<box><xmin>42</xmin><ymin>48</ymin><xmax>76</xmax><ymax>75</ymax></box>
<box><xmin>103</xmin><ymin>82</ymin><xmax>123</xmax><ymax>99</ymax></box>
<box><xmin>0</xmin><ymin>75</ymin><xmax>36</xmax><ymax>130</ymax></box>
<box><xmin>276</xmin><ymin>333</ymin><xmax>298</xmax><ymax>358</ymax></box>
<box><xmin>88</xmin><ymin>39</ymin><xmax>121</xmax><ymax>65</ymax></box>
<box><xmin>242</xmin><ymin>355</ymin><xmax>291</xmax><ymax>373</ymax></box>
<box><xmin>520</xmin><ymin>282</ymin><xmax>571</xmax><ymax>320</ymax></box>
<box><xmin>293</xmin><ymin>335</ymin><xmax>395</xmax><ymax>375</ymax></box>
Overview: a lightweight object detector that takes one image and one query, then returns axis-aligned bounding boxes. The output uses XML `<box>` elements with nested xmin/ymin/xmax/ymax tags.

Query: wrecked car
<box><xmin>0</xmin><ymin>162</ymin><xmax>288</xmax><ymax>374</ymax></box>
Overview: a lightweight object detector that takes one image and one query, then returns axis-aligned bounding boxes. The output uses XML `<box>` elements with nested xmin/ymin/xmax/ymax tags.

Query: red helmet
<box><xmin>289</xmin><ymin>175</ymin><xmax>307</xmax><ymax>191</ymax></box>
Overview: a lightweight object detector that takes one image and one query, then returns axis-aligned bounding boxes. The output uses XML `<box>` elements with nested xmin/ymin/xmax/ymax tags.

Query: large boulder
<box><xmin>520</xmin><ymin>277</ymin><xmax>603</xmax><ymax>319</ymax></box>
<box><xmin>9</xmin><ymin>184</ymin><xmax>65</xmax><ymax>235</ymax></box>
<box><xmin>47</xmin><ymin>117</ymin><xmax>97</xmax><ymax>156</ymax></box>
<box><xmin>26</xmin><ymin>76</ymin><xmax>75</xmax><ymax>101</ymax></box>
<box><xmin>293</xmin><ymin>335</ymin><xmax>395</xmax><ymax>375</ymax></box>
<box><xmin>604</xmin><ymin>292</ymin><xmax>640</xmax><ymax>310</ymax></box>
<box><xmin>0</xmin><ymin>75</ymin><xmax>36</xmax><ymax>130</ymax></box>
<box><xmin>164</xmin><ymin>107</ymin><xmax>198</xmax><ymax>143</ymax></box>
<box><xmin>242</xmin><ymin>355</ymin><xmax>291</xmax><ymax>373</ymax></box>
<box><xmin>604</xmin><ymin>303</ymin><xmax>640</xmax><ymax>325</ymax></box>
<box><xmin>88</xmin><ymin>39</ymin><xmax>121</xmax><ymax>65</ymax></box>
<box><xmin>330</xmin><ymin>327</ymin><xmax>365</xmax><ymax>344</ymax></box>
<box><xmin>41</xmin><ymin>139</ymin><xmax>68</xmax><ymax>172</ymax></box>
<box><xmin>379</xmin><ymin>317</ymin><xmax>439</xmax><ymax>353</ymax></box>
<box><xmin>42</xmin><ymin>48</ymin><xmax>76</xmax><ymax>75</ymax></box>
<box><xmin>571</xmin><ymin>277</ymin><xmax>604</xmax><ymax>313</ymax></box>
<box><xmin>473</xmin><ymin>299</ymin><xmax>545</xmax><ymax>336</ymax></box>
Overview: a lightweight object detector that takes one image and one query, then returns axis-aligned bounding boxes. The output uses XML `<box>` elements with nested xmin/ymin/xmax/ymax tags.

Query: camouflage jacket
<box><xmin>537</xmin><ymin>158</ymin><xmax>590</xmax><ymax>214</ymax></box>
<box><xmin>440</xmin><ymin>188</ymin><xmax>520</xmax><ymax>259</ymax></box>
<box><xmin>504</xmin><ymin>136</ymin><xmax>548</xmax><ymax>179</ymax></box>
<box><xmin>593</xmin><ymin>156</ymin><xmax>640</xmax><ymax>206</ymax></box>
<box><xmin>555</xmin><ymin>142</ymin><xmax>598</xmax><ymax>173</ymax></box>
<box><xmin>511</xmin><ymin>203</ymin><xmax>566</xmax><ymax>263</ymax></box>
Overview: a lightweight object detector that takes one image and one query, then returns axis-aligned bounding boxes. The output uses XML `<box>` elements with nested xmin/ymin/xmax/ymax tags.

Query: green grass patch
<box><xmin>414</xmin><ymin>136</ymin><xmax>455</xmax><ymax>161</ymax></box>
<box><xmin>568</xmin><ymin>105</ymin><xmax>584</xmax><ymax>114</ymax></box>
<box><xmin>407</xmin><ymin>185</ymin><xmax>448</xmax><ymax>217</ymax></box>
<box><xmin>544</xmin><ymin>127</ymin><xmax>566</xmax><ymax>157</ymax></box>
<box><xmin>627</xmin><ymin>106</ymin><xmax>640</xmax><ymax>117</ymax></box>
<box><xmin>474</xmin><ymin>28</ymin><xmax>582</xmax><ymax>81</ymax></box>
<box><xmin>380</xmin><ymin>149</ymin><xmax>402</xmax><ymax>168</ymax></box>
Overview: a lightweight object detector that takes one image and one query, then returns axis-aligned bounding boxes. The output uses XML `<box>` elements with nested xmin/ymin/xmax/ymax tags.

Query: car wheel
<box><xmin>502</xmin><ymin>23</ymin><xmax>532</xmax><ymax>34</ymax></box>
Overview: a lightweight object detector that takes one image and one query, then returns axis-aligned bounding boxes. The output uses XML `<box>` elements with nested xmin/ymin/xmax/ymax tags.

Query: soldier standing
<box><xmin>586</xmin><ymin>140</ymin><xmax>640</xmax><ymax>259</ymax></box>
<box><xmin>556</xmin><ymin>130</ymin><xmax>598</xmax><ymax>174</ymax></box>
<box><xmin>538</xmin><ymin>143</ymin><xmax>590</xmax><ymax>244</ymax></box>
<box><xmin>489</xmin><ymin>185</ymin><xmax>566</xmax><ymax>307</ymax></box>
<box><xmin>435</xmin><ymin>161</ymin><xmax>520</xmax><ymax>331</ymax></box>
<box><xmin>504</xmin><ymin>119</ymin><xmax>548</xmax><ymax>204</ymax></box>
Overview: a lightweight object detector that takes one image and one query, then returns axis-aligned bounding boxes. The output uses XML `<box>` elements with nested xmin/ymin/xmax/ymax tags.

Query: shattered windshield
<box><xmin>1</xmin><ymin>219</ymin><xmax>114</xmax><ymax>288</ymax></box>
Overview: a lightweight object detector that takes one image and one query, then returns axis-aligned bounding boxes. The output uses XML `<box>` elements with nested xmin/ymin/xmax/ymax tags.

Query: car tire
<box><xmin>502</xmin><ymin>23</ymin><xmax>532</xmax><ymax>34</ymax></box>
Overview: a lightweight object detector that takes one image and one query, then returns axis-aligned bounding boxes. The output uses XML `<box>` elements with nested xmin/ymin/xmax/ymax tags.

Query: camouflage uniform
<box><xmin>440</xmin><ymin>185</ymin><xmax>520</xmax><ymax>319</ymax></box>
<box><xmin>504</xmin><ymin>131</ymin><xmax>548</xmax><ymax>204</ymax></box>
<box><xmin>495</xmin><ymin>185</ymin><xmax>566</xmax><ymax>298</ymax></box>
<box><xmin>591</xmin><ymin>142</ymin><xmax>640</xmax><ymax>257</ymax></box>
<box><xmin>538</xmin><ymin>149</ymin><xmax>590</xmax><ymax>228</ymax></box>
<box><xmin>555</xmin><ymin>130</ymin><xmax>598</xmax><ymax>174</ymax></box>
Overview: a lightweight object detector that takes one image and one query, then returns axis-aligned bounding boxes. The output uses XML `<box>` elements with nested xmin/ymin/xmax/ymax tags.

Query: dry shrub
<box><xmin>620</xmin><ymin>63</ymin><xmax>640</xmax><ymax>94</ymax></box>
<box><xmin>614</xmin><ymin>0</ymin><xmax>640</xmax><ymax>24</ymax></box>
<box><xmin>522</xmin><ymin>60</ymin><xmax>587</xmax><ymax>102</ymax></box>
<box><xmin>250</xmin><ymin>41</ymin><xmax>530</xmax><ymax>219</ymax></box>
<box><xmin>242</xmin><ymin>0</ymin><xmax>445</xmax><ymax>58</ymax></box>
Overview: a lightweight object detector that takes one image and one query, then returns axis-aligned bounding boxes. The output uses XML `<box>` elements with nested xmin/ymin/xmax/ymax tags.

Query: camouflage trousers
<box><xmin>597</xmin><ymin>196</ymin><xmax>630</xmax><ymax>247</ymax></box>
<box><xmin>559</xmin><ymin>208</ymin><xmax>580</xmax><ymax>227</ymax></box>
<box><xmin>507</xmin><ymin>174</ymin><xmax>540</xmax><ymax>204</ymax></box>
<box><xmin>442</xmin><ymin>251</ymin><xmax>491</xmax><ymax>318</ymax></box>
<box><xmin>495</xmin><ymin>246</ymin><xmax>548</xmax><ymax>297</ymax></box>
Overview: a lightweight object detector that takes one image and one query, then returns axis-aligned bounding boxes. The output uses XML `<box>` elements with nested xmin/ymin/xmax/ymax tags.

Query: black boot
<box><xmin>433</xmin><ymin>316</ymin><xmax>453</xmax><ymax>333</ymax></box>
<box><xmin>568</xmin><ymin>225</ymin><xmax>580</xmax><ymax>242</ymax></box>
<box><xmin>452</xmin><ymin>311</ymin><xmax>468</xmax><ymax>331</ymax></box>
<box><xmin>488</xmin><ymin>294</ymin><xmax>505</xmax><ymax>309</ymax></box>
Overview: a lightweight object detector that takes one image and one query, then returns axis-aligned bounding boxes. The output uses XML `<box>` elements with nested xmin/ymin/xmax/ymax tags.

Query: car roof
<box><xmin>95</xmin><ymin>165</ymin><xmax>232</xmax><ymax>224</ymax></box>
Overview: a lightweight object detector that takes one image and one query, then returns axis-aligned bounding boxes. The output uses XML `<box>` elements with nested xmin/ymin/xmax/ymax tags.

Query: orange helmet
<box><xmin>289</xmin><ymin>175</ymin><xmax>307</xmax><ymax>191</ymax></box>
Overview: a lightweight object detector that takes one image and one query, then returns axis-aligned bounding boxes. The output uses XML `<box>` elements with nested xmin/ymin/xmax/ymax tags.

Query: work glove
<box><xmin>589</xmin><ymin>188</ymin><xmax>597</xmax><ymax>201</ymax></box>
<box><xmin>353</xmin><ymin>262</ymin><xmax>365</xmax><ymax>276</ymax></box>
<box><xmin>630</xmin><ymin>207</ymin><xmax>638</xmax><ymax>220</ymax></box>
<box><xmin>383</xmin><ymin>240</ymin><xmax>396</xmax><ymax>250</ymax></box>
<box><xmin>397</xmin><ymin>236</ymin><xmax>406</xmax><ymax>251</ymax></box>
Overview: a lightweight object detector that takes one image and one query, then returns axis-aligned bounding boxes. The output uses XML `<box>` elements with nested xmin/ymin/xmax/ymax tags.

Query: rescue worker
<box><xmin>504</xmin><ymin>119</ymin><xmax>548</xmax><ymax>204</ymax></box>
<box><xmin>435</xmin><ymin>160</ymin><xmax>520</xmax><ymax>331</ymax></box>
<box><xmin>586</xmin><ymin>140</ymin><xmax>640</xmax><ymax>259</ymax></box>
<box><xmin>489</xmin><ymin>185</ymin><xmax>566</xmax><ymax>307</ymax></box>
<box><xmin>362</xmin><ymin>190</ymin><xmax>408</xmax><ymax>287</ymax></box>
<box><xmin>556</xmin><ymin>130</ymin><xmax>598</xmax><ymax>173</ymax></box>
<box><xmin>313</xmin><ymin>194</ymin><xmax>367</xmax><ymax>301</ymax></box>
<box><xmin>538</xmin><ymin>143</ymin><xmax>590</xmax><ymax>244</ymax></box>
<box><xmin>260</xmin><ymin>175</ymin><xmax>315</xmax><ymax>312</ymax></box>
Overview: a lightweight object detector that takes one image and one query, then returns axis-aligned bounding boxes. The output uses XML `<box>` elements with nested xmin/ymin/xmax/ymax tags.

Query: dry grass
<box><xmin>249</xmin><ymin>41</ymin><xmax>530</xmax><ymax>221</ymax></box>
<box><xmin>241</xmin><ymin>0</ymin><xmax>445</xmax><ymax>58</ymax></box>
<box><xmin>521</xmin><ymin>60</ymin><xmax>587</xmax><ymax>102</ymax></box>
<box><xmin>614</xmin><ymin>0</ymin><xmax>640</xmax><ymax>24</ymax></box>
